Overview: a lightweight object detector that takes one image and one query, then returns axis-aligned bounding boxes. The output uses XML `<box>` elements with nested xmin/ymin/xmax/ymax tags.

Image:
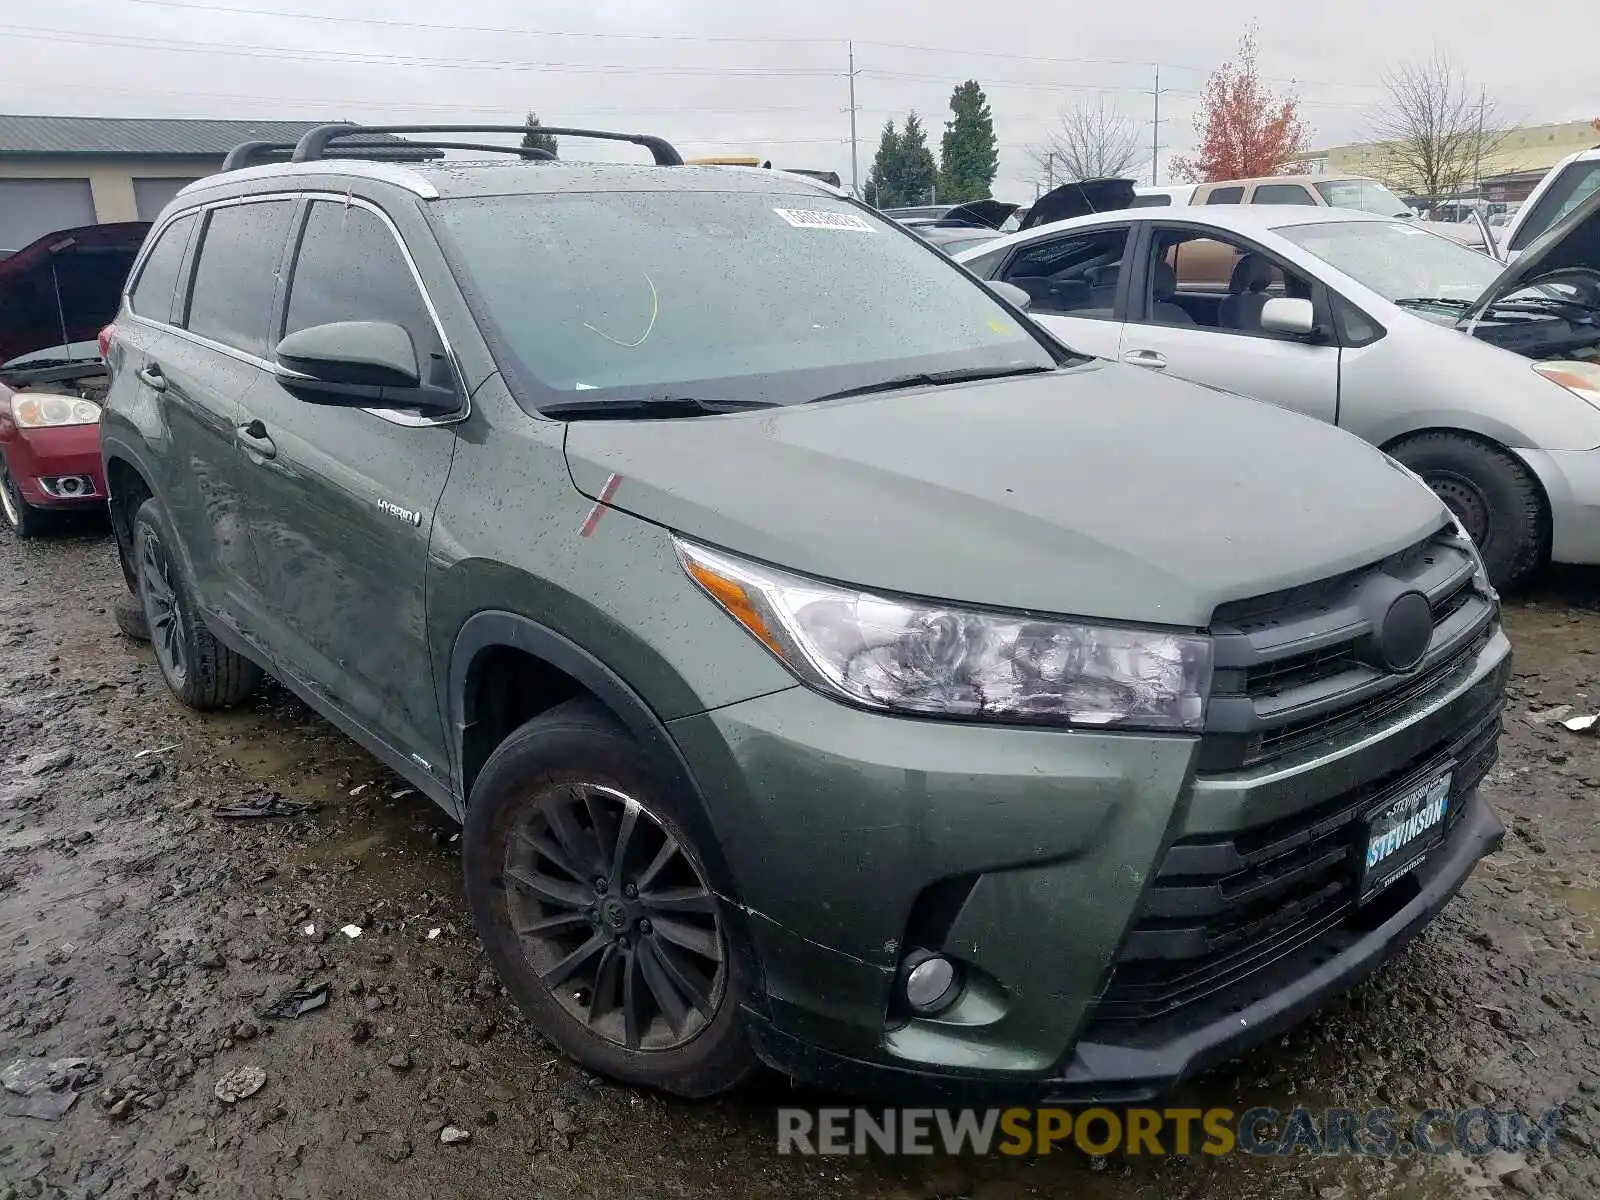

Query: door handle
<box><xmin>236</xmin><ymin>420</ymin><xmax>277</xmax><ymax>461</ymax></box>
<box><xmin>1122</xmin><ymin>349</ymin><xmax>1167</xmax><ymax>369</ymax></box>
<box><xmin>136</xmin><ymin>364</ymin><xmax>167</xmax><ymax>391</ymax></box>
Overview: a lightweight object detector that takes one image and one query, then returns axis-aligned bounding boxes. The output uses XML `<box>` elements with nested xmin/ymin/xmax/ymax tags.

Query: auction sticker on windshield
<box><xmin>773</xmin><ymin>208</ymin><xmax>875</xmax><ymax>232</ymax></box>
<box><xmin>1358</xmin><ymin>768</ymin><xmax>1452</xmax><ymax>903</ymax></box>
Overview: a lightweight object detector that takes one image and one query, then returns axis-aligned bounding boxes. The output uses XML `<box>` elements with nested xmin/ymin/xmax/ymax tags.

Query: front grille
<box><xmin>1200</xmin><ymin>527</ymin><xmax>1498</xmax><ymax>772</ymax></box>
<box><xmin>1090</xmin><ymin>704</ymin><xmax>1501</xmax><ymax>1024</ymax></box>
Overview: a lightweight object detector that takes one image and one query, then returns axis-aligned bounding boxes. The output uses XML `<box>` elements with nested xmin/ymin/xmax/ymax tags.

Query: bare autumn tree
<box><xmin>1028</xmin><ymin>99</ymin><xmax>1143</xmax><ymax>187</ymax></box>
<box><xmin>1170</xmin><ymin>29</ymin><xmax>1309</xmax><ymax>183</ymax></box>
<box><xmin>1370</xmin><ymin>50</ymin><xmax>1503</xmax><ymax>208</ymax></box>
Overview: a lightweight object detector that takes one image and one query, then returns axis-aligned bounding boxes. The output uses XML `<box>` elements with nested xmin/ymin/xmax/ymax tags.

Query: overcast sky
<box><xmin>4</xmin><ymin>0</ymin><xmax>1594</xmax><ymax>199</ymax></box>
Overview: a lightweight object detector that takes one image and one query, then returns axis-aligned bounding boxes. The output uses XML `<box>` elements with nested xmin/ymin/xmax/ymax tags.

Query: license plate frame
<box><xmin>1356</xmin><ymin>765</ymin><xmax>1454</xmax><ymax>905</ymax></box>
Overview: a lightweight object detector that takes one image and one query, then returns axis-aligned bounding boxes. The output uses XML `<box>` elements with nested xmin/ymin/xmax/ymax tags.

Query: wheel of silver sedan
<box><xmin>503</xmin><ymin>781</ymin><xmax>725</xmax><ymax>1052</ymax></box>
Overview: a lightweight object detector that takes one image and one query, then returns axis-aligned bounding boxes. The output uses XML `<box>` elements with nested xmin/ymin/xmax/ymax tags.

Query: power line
<box><xmin>0</xmin><ymin>76</ymin><xmax>890</xmax><ymax>116</ymax></box>
<box><xmin>0</xmin><ymin>24</ymin><xmax>842</xmax><ymax>74</ymax></box>
<box><xmin>113</xmin><ymin>0</ymin><xmax>843</xmax><ymax>43</ymax></box>
<box><xmin>103</xmin><ymin>2</ymin><xmax>1388</xmax><ymax>92</ymax></box>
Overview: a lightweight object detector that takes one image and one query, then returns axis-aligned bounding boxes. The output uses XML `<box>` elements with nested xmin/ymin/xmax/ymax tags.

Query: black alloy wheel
<box><xmin>503</xmin><ymin>780</ymin><xmax>725</xmax><ymax>1052</ymax></box>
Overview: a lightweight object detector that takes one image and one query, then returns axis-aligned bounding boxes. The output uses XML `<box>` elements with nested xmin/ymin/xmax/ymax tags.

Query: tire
<box><xmin>131</xmin><ymin>498</ymin><xmax>261</xmax><ymax>709</ymax></box>
<box><xmin>1389</xmin><ymin>433</ymin><xmax>1546</xmax><ymax>592</ymax></box>
<box><xmin>462</xmin><ymin>698</ymin><xmax>756</xmax><ymax>1098</ymax></box>
<box><xmin>0</xmin><ymin>458</ymin><xmax>52</xmax><ymax>539</ymax></box>
<box><xmin>113</xmin><ymin>593</ymin><xmax>151</xmax><ymax>641</ymax></box>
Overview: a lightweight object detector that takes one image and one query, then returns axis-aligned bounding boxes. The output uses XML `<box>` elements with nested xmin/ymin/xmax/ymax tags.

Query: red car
<box><xmin>0</xmin><ymin>221</ymin><xmax>149</xmax><ymax>537</ymax></box>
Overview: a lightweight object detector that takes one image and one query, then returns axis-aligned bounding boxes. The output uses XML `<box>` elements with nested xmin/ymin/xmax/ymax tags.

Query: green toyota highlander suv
<box><xmin>100</xmin><ymin>125</ymin><xmax>1511</xmax><ymax>1102</ymax></box>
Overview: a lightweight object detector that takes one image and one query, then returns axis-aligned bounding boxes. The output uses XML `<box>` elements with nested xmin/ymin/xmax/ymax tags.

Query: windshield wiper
<box><xmin>1394</xmin><ymin>297</ymin><xmax>1473</xmax><ymax>310</ymax></box>
<box><xmin>808</xmin><ymin>364</ymin><xmax>1053</xmax><ymax>405</ymax></box>
<box><xmin>540</xmin><ymin>396</ymin><xmax>779</xmax><ymax>421</ymax></box>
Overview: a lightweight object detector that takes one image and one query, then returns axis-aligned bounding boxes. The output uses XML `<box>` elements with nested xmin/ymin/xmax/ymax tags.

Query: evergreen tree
<box><xmin>866</xmin><ymin>120</ymin><xmax>902</xmax><ymax>206</ymax></box>
<box><xmin>521</xmin><ymin>111</ymin><xmax>559</xmax><ymax>157</ymax></box>
<box><xmin>939</xmin><ymin>81</ymin><xmax>999</xmax><ymax>202</ymax></box>
<box><xmin>897</xmin><ymin>111</ymin><xmax>938</xmax><ymax>205</ymax></box>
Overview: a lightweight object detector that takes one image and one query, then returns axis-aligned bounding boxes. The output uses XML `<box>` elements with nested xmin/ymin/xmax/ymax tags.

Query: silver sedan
<box><xmin>956</xmin><ymin>198</ymin><xmax>1600</xmax><ymax>589</ymax></box>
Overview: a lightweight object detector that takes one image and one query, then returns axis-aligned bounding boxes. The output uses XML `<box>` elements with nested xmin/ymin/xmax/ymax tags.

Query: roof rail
<box><xmin>221</xmin><ymin>139</ymin><xmax>447</xmax><ymax>172</ymax></box>
<box><xmin>289</xmin><ymin>123</ymin><xmax>684</xmax><ymax>167</ymax></box>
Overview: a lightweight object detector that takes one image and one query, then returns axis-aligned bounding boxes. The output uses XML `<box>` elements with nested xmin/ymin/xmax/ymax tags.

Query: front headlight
<box><xmin>677</xmin><ymin>539</ymin><xmax>1212</xmax><ymax>731</ymax></box>
<box><xmin>10</xmin><ymin>394</ymin><xmax>101</xmax><ymax>428</ymax></box>
<box><xmin>1533</xmin><ymin>361</ymin><xmax>1600</xmax><ymax>409</ymax></box>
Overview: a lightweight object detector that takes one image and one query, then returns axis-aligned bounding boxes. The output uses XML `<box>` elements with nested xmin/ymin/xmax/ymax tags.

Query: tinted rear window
<box><xmin>185</xmin><ymin>200</ymin><xmax>295</xmax><ymax>356</ymax></box>
<box><xmin>1253</xmin><ymin>183</ymin><xmax>1316</xmax><ymax>205</ymax></box>
<box><xmin>129</xmin><ymin>213</ymin><xmax>195</xmax><ymax>322</ymax></box>
<box><xmin>1205</xmin><ymin>187</ymin><xmax>1245</xmax><ymax>205</ymax></box>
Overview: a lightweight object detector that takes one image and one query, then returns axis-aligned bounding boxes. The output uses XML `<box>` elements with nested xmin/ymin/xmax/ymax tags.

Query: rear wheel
<box><xmin>0</xmin><ymin>458</ymin><xmax>51</xmax><ymax>539</ymax></box>
<box><xmin>1389</xmin><ymin>432</ymin><xmax>1546</xmax><ymax>591</ymax></box>
<box><xmin>462</xmin><ymin>698</ymin><xmax>756</xmax><ymax>1097</ymax></box>
<box><xmin>132</xmin><ymin>499</ymin><xmax>261</xmax><ymax>709</ymax></box>
<box><xmin>113</xmin><ymin>593</ymin><xmax>150</xmax><ymax>641</ymax></box>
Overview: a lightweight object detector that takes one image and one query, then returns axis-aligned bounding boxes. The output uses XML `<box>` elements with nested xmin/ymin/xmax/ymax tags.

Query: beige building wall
<box><xmin>0</xmin><ymin>155</ymin><xmax>220</xmax><ymax>220</ymax></box>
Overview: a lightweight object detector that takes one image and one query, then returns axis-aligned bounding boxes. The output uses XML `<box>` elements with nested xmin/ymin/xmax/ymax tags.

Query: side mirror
<box><xmin>273</xmin><ymin>321</ymin><xmax>457</xmax><ymax>412</ymax></box>
<box><xmin>987</xmin><ymin>280</ymin><xmax>1032</xmax><ymax>312</ymax></box>
<box><xmin>1260</xmin><ymin>296</ymin><xmax>1317</xmax><ymax>338</ymax></box>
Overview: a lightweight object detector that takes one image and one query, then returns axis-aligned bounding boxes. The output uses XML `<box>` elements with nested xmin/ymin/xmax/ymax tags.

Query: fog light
<box><xmin>901</xmin><ymin>951</ymin><xmax>959</xmax><ymax>1015</ymax></box>
<box><xmin>40</xmin><ymin>475</ymin><xmax>95</xmax><ymax>499</ymax></box>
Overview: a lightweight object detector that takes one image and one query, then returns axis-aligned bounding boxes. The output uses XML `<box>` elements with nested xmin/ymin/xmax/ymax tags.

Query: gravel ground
<box><xmin>1</xmin><ymin>519</ymin><xmax>1597</xmax><ymax>1200</ymax></box>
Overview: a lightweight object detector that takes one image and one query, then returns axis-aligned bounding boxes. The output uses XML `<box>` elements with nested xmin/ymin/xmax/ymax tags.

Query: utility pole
<box><xmin>1046</xmin><ymin>151</ymin><xmax>1055</xmax><ymax>190</ymax></box>
<box><xmin>1473</xmin><ymin>88</ymin><xmax>1486</xmax><ymax>196</ymax></box>
<box><xmin>846</xmin><ymin>41</ymin><xmax>860</xmax><ymax>199</ymax></box>
<box><xmin>1145</xmin><ymin>65</ymin><xmax>1167</xmax><ymax>185</ymax></box>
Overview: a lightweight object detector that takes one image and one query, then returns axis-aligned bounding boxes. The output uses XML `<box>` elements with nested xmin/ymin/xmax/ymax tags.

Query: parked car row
<box><xmin>954</xmin><ymin>184</ymin><xmax>1600</xmax><ymax>590</ymax></box>
<box><xmin>1</xmin><ymin>126</ymin><xmax>1564</xmax><ymax>1106</ymax></box>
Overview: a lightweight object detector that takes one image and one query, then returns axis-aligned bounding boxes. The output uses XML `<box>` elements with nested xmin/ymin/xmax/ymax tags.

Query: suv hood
<box><xmin>1020</xmin><ymin>179</ymin><xmax>1137</xmax><ymax>230</ymax></box>
<box><xmin>564</xmin><ymin>365</ymin><xmax>1448</xmax><ymax>627</ymax></box>
<box><xmin>1466</xmin><ymin>185</ymin><xmax>1600</xmax><ymax>322</ymax></box>
<box><xmin>0</xmin><ymin>222</ymin><xmax>149</xmax><ymax>383</ymax></box>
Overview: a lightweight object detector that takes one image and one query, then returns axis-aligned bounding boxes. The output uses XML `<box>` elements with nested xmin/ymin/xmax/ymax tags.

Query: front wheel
<box><xmin>1389</xmin><ymin>433</ymin><xmax>1546</xmax><ymax>591</ymax></box>
<box><xmin>132</xmin><ymin>499</ymin><xmax>261</xmax><ymax>709</ymax></box>
<box><xmin>462</xmin><ymin>698</ymin><xmax>756</xmax><ymax>1098</ymax></box>
<box><xmin>0</xmin><ymin>458</ymin><xmax>51</xmax><ymax>539</ymax></box>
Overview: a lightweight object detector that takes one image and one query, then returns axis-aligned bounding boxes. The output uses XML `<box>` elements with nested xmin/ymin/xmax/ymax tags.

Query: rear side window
<box><xmin>128</xmin><ymin>213</ymin><xmax>195</xmax><ymax>322</ymax></box>
<box><xmin>185</xmin><ymin>200</ymin><xmax>295</xmax><ymax>356</ymax></box>
<box><xmin>282</xmin><ymin>202</ymin><xmax>437</xmax><ymax>357</ymax></box>
<box><xmin>1205</xmin><ymin>187</ymin><xmax>1245</xmax><ymax>205</ymax></box>
<box><xmin>1131</xmin><ymin>194</ymin><xmax>1172</xmax><ymax>207</ymax></box>
<box><xmin>1252</xmin><ymin>183</ymin><xmax>1316</xmax><ymax>205</ymax></box>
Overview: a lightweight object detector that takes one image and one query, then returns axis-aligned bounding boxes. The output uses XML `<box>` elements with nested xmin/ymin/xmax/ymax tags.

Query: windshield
<box><xmin>1509</xmin><ymin>160</ymin><xmax>1600</xmax><ymax>252</ymax></box>
<box><xmin>1313</xmin><ymin>179</ymin><xmax>1414</xmax><ymax>218</ymax></box>
<box><xmin>434</xmin><ymin>190</ymin><xmax>1056</xmax><ymax>410</ymax></box>
<box><xmin>1278</xmin><ymin>219</ymin><xmax>1503</xmax><ymax>304</ymax></box>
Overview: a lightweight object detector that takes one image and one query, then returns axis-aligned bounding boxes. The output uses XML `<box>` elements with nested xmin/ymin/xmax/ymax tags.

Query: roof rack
<box><xmin>220</xmin><ymin>139</ymin><xmax>449</xmax><ymax>172</ymax></box>
<box><xmin>290</xmin><ymin>123</ymin><xmax>684</xmax><ymax>167</ymax></box>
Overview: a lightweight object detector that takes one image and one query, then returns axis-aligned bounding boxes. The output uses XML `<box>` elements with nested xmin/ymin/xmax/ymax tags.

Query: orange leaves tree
<box><xmin>1171</xmin><ymin>30</ymin><xmax>1309</xmax><ymax>183</ymax></box>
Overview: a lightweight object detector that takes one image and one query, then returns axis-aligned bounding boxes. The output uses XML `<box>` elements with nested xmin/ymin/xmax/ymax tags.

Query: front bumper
<box><xmin>669</xmin><ymin>626</ymin><xmax>1511</xmax><ymax>1100</ymax></box>
<box><xmin>748</xmin><ymin>790</ymin><xmax>1501</xmax><ymax>1104</ymax></box>
<box><xmin>0</xmin><ymin>422</ymin><xmax>106</xmax><ymax>508</ymax></box>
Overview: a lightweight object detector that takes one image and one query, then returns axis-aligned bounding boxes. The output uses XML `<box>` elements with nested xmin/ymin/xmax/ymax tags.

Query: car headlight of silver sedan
<box><xmin>677</xmin><ymin>538</ymin><xmax>1212</xmax><ymax>732</ymax></box>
